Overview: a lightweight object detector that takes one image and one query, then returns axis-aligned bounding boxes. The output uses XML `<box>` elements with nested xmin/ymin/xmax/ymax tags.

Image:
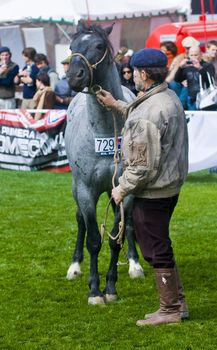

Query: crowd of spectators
<box><xmin>159</xmin><ymin>37</ymin><xmax>217</xmax><ymax>111</ymax></box>
<box><xmin>0</xmin><ymin>35</ymin><xmax>217</xmax><ymax>118</ymax></box>
<box><xmin>0</xmin><ymin>46</ymin><xmax>75</xmax><ymax>119</ymax></box>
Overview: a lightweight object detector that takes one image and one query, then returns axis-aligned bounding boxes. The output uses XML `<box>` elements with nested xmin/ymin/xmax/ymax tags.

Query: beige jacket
<box><xmin>114</xmin><ymin>82</ymin><xmax>188</xmax><ymax>199</ymax></box>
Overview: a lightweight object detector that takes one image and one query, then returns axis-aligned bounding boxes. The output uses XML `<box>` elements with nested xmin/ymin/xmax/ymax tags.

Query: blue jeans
<box><xmin>187</xmin><ymin>96</ymin><xmax>197</xmax><ymax>111</ymax></box>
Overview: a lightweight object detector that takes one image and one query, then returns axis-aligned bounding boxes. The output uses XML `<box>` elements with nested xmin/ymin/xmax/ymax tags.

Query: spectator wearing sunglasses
<box><xmin>120</xmin><ymin>63</ymin><xmax>137</xmax><ymax>95</ymax></box>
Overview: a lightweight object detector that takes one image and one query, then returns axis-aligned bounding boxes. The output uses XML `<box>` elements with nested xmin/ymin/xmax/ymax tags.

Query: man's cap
<box><xmin>182</xmin><ymin>36</ymin><xmax>200</xmax><ymax>48</ymax></box>
<box><xmin>61</xmin><ymin>55</ymin><xmax>72</xmax><ymax>64</ymax></box>
<box><xmin>130</xmin><ymin>48</ymin><xmax>168</xmax><ymax>68</ymax></box>
<box><xmin>0</xmin><ymin>46</ymin><xmax>11</xmax><ymax>54</ymax></box>
<box><xmin>124</xmin><ymin>49</ymin><xmax>134</xmax><ymax>57</ymax></box>
<box><xmin>115</xmin><ymin>47</ymin><xmax>128</xmax><ymax>61</ymax></box>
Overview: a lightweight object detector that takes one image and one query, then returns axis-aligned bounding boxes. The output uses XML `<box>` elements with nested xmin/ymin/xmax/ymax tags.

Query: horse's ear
<box><xmin>104</xmin><ymin>22</ymin><xmax>115</xmax><ymax>36</ymax></box>
<box><xmin>76</xmin><ymin>19</ymin><xmax>86</xmax><ymax>33</ymax></box>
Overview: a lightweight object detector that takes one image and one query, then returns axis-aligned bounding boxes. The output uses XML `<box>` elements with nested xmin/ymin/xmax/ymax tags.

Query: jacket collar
<box><xmin>129</xmin><ymin>82</ymin><xmax>168</xmax><ymax>111</ymax></box>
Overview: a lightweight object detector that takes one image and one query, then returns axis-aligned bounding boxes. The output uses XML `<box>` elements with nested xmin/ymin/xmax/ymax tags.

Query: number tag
<box><xmin>95</xmin><ymin>136</ymin><xmax>122</xmax><ymax>156</ymax></box>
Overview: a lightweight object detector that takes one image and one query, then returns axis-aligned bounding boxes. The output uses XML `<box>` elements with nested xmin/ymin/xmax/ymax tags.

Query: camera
<box><xmin>186</xmin><ymin>60</ymin><xmax>192</xmax><ymax>65</ymax></box>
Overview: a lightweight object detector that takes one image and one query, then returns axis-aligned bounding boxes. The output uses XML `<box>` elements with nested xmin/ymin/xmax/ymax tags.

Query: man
<box><xmin>34</xmin><ymin>53</ymin><xmax>59</xmax><ymax>91</ymax></box>
<box><xmin>17</xmin><ymin>47</ymin><xmax>39</xmax><ymax>109</ymax></box>
<box><xmin>54</xmin><ymin>56</ymin><xmax>76</xmax><ymax>109</ymax></box>
<box><xmin>0</xmin><ymin>46</ymin><xmax>19</xmax><ymax>108</ymax></box>
<box><xmin>175</xmin><ymin>45</ymin><xmax>215</xmax><ymax>110</ymax></box>
<box><xmin>97</xmin><ymin>48</ymin><xmax>189</xmax><ymax>326</ymax></box>
<box><xmin>203</xmin><ymin>40</ymin><xmax>217</xmax><ymax>85</ymax></box>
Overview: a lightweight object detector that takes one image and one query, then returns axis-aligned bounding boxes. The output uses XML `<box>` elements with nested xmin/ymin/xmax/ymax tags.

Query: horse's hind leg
<box><xmin>124</xmin><ymin>197</ymin><xmax>144</xmax><ymax>278</ymax></box>
<box><xmin>125</xmin><ymin>215</ymin><xmax>144</xmax><ymax>279</ymax></box>
<box><xmin>109</xmin><ymin>196</ymin><xmax>144</xmax><ymax>279</ymax></box>
<box><xmin>67</xmin><ymin>208</ymin><xmax>86</xmax><ymax>280</ymax></box>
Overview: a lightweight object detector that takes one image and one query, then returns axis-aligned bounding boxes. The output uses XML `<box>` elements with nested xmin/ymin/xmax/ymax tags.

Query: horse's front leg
<box><xmin>104</xmin><ymin>204</ymin><xmax>121</xmax><ymax>303</ymax></box>
<box><xmin>86</xmin><ymin>217</ymin><xmax>104</xmax><ymax>305</ymax></box>
<box><xmin>78</xmin><ymin>188</ymin><xmax>104</xmax><ymax>305</ymax></box>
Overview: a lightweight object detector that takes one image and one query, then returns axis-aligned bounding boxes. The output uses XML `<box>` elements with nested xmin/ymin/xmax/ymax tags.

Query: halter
<box><xmin>70</xmin><ymin>48</ymin><xmax>108</xmax><ymax>92</ymax></box>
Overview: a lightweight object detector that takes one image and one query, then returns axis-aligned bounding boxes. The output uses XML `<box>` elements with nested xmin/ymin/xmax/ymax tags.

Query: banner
<box><xmin>187</xmin><ymin>111</ymin><xmax>217</xmax><ymax>173</ymax></box>
<box><xmin>1</xmin><ymin>109</ymin><xmax>217</xmax><ymax>173</ymax></box>
<box><xmin>0</xmin><ymin>109</ymin><xmax>70</xmax><ymax>171</ymax></box>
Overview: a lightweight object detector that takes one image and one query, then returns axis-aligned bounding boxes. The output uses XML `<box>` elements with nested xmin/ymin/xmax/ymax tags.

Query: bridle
<box><xmin>70</xmin><ymin>48</ymin><xmax>108</xmax><ymax>93</ymax></box>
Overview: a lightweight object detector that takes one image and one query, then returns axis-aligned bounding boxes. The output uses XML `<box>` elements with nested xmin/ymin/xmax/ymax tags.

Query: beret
<box><xmin>130</xmin><ymin>48</ymin><xmax>167</xmax><ymax>68</ymax></box>
<box><xmin>0</xmin><ymin>46</ymin><xmax>10</xmax><ymax>54</ymax></box>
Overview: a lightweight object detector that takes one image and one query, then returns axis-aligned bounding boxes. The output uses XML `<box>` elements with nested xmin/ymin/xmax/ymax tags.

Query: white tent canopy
<box><xmin>72</xmin><ymin>0</ymin><xmax>191</xmax><ymax>21</ymax></box>
<box><xmin>0</xmin><ymin>0</ymin><xmax>81</xmax><ymax>23</ymax></box>
<box><xmin>0</xmin><ymin>0</ymin><xmax>191</xmax><ymax>23</ymax></box>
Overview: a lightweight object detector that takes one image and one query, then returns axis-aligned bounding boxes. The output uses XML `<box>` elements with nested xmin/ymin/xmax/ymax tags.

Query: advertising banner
<box><xmin>0</xmin><ymin>109</ymin><xmax>70</xmax><ymax>171</ymax></box>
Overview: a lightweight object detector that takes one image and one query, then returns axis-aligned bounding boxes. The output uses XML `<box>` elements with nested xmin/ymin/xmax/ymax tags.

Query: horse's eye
<box><xmin>96</xmin><ymin>44</ymin><xmax>103</xmax><ymax>50</ymax></box>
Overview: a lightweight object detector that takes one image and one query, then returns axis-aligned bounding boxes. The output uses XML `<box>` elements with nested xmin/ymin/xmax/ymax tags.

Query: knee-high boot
<box><xmin>144</xmin><ymin>264</ymin><xmax>189</xmax><ymax>320</ymax></box>
<box><xmin>136</xmin><ymin>268</ymin><xmax>181</xmax><ymax>326</ymax></box>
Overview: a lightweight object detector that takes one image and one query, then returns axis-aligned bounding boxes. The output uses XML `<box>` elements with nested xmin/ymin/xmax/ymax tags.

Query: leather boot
<box><xmin>136</xmin><ymin>268</ymin><xmax>181</xmax><ymax>326</ymax></box>
<box><xmin>145</xmin><ymin>264</ymin><xmax>189</xmax><ymax>320</ymax></box>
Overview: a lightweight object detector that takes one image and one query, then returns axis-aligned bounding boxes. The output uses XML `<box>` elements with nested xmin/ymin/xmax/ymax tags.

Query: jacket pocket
<box><xmin>128</xmin><ymin>141</ymin><xmax>147</xmax><ymax>166</ymax></box>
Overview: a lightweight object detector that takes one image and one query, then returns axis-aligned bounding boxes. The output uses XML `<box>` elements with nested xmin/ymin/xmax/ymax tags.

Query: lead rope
<box><xmin>100</xmin><ymin>110</ymin><xmax>125</xmax><ymax>247</ymax></box>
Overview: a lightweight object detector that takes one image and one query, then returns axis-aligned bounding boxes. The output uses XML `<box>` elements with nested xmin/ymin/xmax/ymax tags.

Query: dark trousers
<box><xmin>132</xmin><ymin>195</ymin><xmax>179</xmax><ymax>268</ymax></box>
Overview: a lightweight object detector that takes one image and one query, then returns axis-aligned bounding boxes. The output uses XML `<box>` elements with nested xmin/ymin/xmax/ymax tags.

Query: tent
<box><xmin>0</xmin><ymin>0</ymin><xmax>191</xmax><ymax>24</ymax></box>
<box><xmin>0</xmin><ymin>0</ymin><xmax>191</xmax><ymax>74</ymax></box>
<box><xmin>72</xmin><ymin>0</ymin><xmax>191</xmax><ymax>21</ymax></box>
<box><xmin>0</xmin><ymin>0</ymin><xmax>80</xmax><ymax>24</ymax></box>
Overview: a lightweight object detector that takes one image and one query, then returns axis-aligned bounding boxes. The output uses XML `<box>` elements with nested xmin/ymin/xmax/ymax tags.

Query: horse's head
<box><xmin>67</xmin><ymin>22</ymin><xmax>114</xmax><ymax>92</ymax></box>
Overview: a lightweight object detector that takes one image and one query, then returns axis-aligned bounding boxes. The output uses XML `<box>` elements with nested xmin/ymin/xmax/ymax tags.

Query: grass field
<box><xmin>0</xmin><ymin>169</ymin><xmax>217</xmax><ymax>350</ymax></box>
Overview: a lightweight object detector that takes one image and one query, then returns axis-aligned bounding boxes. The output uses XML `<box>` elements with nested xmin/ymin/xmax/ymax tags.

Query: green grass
<box><xmin>0</xmin><ymin>169</ymin><xmax>217</xmax><ymax>350</ymax></box>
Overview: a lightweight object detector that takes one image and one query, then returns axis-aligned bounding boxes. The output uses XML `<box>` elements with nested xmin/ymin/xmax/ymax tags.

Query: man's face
<box><xmin>63</xmin><ymin>63</ymin><xmax>69</xmax><ymax>73</ymax></box>
<box><xmin>133</xmin><ymin>68</ymin><xmax>145</xmax><ymax>91</ymax></box>
<box><xmin>0</xmin><ymin>51</ymin><xmax>10</xmax><ymax>63</ymax></box>
<box><xmin>36</xmin><ymin>61</ymin><xmax>47</xmax><ymax>69</ymax></box>
<box><xmin>207</xmin><ymin>44</ymin><xmax>217</xmax><ymax>59</ymax></box>
<box><xmin>189</xmin><ymin>47</ymin><xmax>201</xmax><ymax>62</ymax></box>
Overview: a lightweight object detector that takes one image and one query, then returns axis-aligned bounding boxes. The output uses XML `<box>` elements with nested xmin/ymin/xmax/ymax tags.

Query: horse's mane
<box><xmin>72</xmin><ymin>22</ymin><xmax>114</xmax><ymax>64</ymax></box>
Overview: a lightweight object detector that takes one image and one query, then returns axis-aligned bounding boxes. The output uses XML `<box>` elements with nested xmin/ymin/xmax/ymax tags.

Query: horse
<box><xmin>65</xmin><ymin>22</ymin><xmax>143</xmax><ymax>305</ymax></box>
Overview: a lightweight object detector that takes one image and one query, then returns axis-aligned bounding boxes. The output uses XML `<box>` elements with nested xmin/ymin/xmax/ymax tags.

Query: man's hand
<box><xmin>112</xmin><ymin>187</ymin><xmax>123</xmax><ymax>205</ymax></box>
<box><xmin>96</xmin><ymin>89</ymin><xmax>117</xmax><ymax>108</ymax></box>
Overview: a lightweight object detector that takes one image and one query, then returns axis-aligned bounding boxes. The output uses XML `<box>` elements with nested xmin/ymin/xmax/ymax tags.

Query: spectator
<box><xmin>114</xmin><ymin>46</ymin><xmax>129</xmax><ymax>75</ymax></box>
<box><xmin>175</xmin><ymin>45</ymin><xmax>215</xmax><ymax>110</ymax></box>
<box><xmin>32</xmin><ymin>71</ymin><xmax>56</xmax><ymax>120</ymax></box>
<box><xmin>168</xmin><ymin>36</ymin><xmax>200</xmax><ymax>109</ymax></box>
<box><xmin>34</xmin><ymin>53</ymin><xmax>59</xmax><ymax>90</ymax></box>
<box><xmin>120</xmin><ymin>63</ymin><xmax>137</xmax><ymax>95</ymax></box>
<box><xmin>17</xmin><ymin>47</ymin><xmax>39</xmax><ymax>109</ymax></box>
<box><xmin>122</xmin><ymin>49</ymin><xmax>134</xmax><ymax>65</ymax></box>
<box><xmin>203</xmin><ymin>40</ymin><xmax>217</xmax><ymax>85</ymax></box>
<box><xmin>160</xmin><ymin>41</ymin><xmax>178</xmax><ymax>68</ymax></box>
<box><xmin>54</xmin><ymin>56</ymin><xmax>76</xmax><ymax>109</ymax></box>
<box><xmin>0</xmin><ymin>46</ymin><xmax>19</xmax><ymax>108</ymax></box>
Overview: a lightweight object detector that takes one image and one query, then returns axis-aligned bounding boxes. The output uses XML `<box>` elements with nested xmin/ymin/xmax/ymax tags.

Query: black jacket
<box><xmin>175</xmin><ymin>60</ymin><xmax>215</xmax><ymax>102</ymax></box>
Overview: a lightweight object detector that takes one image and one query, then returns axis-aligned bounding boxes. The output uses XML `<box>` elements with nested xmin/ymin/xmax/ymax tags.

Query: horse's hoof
<box><xmin>129</xmin><ymin>259</ymin><xmax>144</xmax><ymax>279</ymax></box>
<box><xmin>104</xmin><ymin>294</ymin><xmax>118</xmax><ymax>303</ymax></box>
<box><xmin>88</xmin><ymin>296</ymin><xmax>105</xmax><ymax>305</ymax></box>
<box><xmin>66</xmin><ymin>262</ymin><xmax>81</xmax><ymax>280</ymax></box>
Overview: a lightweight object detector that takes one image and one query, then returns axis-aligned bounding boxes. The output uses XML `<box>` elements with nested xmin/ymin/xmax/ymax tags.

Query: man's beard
<box><xmin>135</xmin><ymin>80</ymin><xmax>145</xmax><ymax>92</ymax></box>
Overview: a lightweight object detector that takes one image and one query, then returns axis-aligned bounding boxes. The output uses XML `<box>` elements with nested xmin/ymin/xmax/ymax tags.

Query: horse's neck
<box><xmin>86</xmin><ymin>63</ymin><xmax>124</xmax><ymax>134</ymax></box>
<box><xmin>101</xmin><ymin>63</ymin><xmax>124</xmax><ymax>99</ymax></box>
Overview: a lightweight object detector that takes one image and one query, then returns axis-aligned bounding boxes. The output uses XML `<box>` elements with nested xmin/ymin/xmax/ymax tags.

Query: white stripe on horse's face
<box><xmin>81</xmin><ymin>34</ymin><xmax>92</xmax><ymax>41</ymax></box>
